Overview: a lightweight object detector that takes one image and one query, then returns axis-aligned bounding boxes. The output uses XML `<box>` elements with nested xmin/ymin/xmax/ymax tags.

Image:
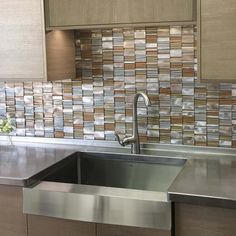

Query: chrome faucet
<box><xmin>115</xmin><ymin>92</ymin><xmax>151</xmax><ymax>154</ymax></box>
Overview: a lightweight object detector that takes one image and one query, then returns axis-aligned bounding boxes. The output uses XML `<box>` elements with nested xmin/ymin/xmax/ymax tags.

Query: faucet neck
<box><xmin>131</xmin><ymin>92</ymin><xmax>151</xmax><ymax>154</ymax></box>
<box><xmin>115</xmin><ymin>92</ymin><xmax>151</xmax><ymax>155</ymax></box>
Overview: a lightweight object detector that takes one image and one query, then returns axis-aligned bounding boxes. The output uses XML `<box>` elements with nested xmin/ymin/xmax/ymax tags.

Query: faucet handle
<box><xmin>114</xmin><ymin>133</ymin><xmax>126</xmax><ymax>147</ymax></box>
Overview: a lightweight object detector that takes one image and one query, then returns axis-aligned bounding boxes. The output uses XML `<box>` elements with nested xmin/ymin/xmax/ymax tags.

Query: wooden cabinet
<box><xmin>28</xmin><ymin>215</ymin><xmax>96</xmax><ymax>236</ymax></box>
<box><xmin>27</xmin><ymin>217</ymin><xmax>170</xmax><ymax>236</ymax></box>
<box><xmin>97</xmin><ymin>223</ymin><xmax>171</xmax><ymax>236</ymax></box>
<box><xmin>198</xmin><ymin>0</ymin><xmax>236</xmax><ymax>81</ymax></box>
<box><xmin>0</xmin><ymin>0</ymin><xmax>47</xmax><ymax>81</ymax></box>
<box><xmin>0</xmin><ymin>0</ymin><xmax>75</xmax><ymax>82</ymax></box>
<box><xmin>46</xmin><ymin>30</ymin><xmax>76</xmax><ymax>81</ymax></box>
<box><xmin>45</xmin><ymin>0</ymin><xmax>196</xmax><ymax>30</ymax></box>
<box><xmin>175</xmin><ymin>203</ymin><xmax>236</xmax><ymax>236</ymax></box>
<box><xmin>0</xmin><ymin>186</ymin><xmax>27</xmax><ymax>236</ymax></box>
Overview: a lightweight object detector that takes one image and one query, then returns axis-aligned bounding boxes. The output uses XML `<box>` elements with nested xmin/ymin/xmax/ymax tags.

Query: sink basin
<box><xmin>23</xmin><ymin>151</ymin><xmax>185</xmax><ymax>230</ymax></box>
<box><xmin>44</xmin><ymin>152</ymin><xmax>185</xmax><ymax>192</ymax></box>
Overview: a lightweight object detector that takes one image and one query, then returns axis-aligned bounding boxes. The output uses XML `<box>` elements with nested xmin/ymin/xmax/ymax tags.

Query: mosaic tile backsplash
<box><xmin>1</xmin><ymin>25</ymin><xmax>236</xmax><ymax>147</ymax></box>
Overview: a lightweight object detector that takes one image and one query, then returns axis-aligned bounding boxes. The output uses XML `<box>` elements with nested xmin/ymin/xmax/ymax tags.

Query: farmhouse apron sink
<box><xmin>23</xmin><ymin>151</ymin><xmax>185</xmax><ymax>230</ymax></box>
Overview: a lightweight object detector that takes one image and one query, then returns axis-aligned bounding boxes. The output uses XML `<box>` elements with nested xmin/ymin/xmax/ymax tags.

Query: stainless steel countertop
<box><xmin>0</xmin><ymin>145</ymin><xmax>76</xmax><ymax>186</ymax></box>
<box><xmin>168</xmin><ymin>158</ymin><xmax>236</xmax><ymax>208</ymax></box>
<box><xmin>1</xmin><ymin>136</ymin><xmax>236</xmax><ymax>208</ymax></box>
<box><xmin>0</xmin><ymin>137</ymin><xmax>135</xmax><ymax>186</ymax></box>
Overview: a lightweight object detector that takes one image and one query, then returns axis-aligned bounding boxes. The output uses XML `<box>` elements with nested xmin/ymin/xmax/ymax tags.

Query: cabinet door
<box><xmin>45</xmin><ymin>0</ymin><xmax>195</xmax><ymax>29</ymax></box>
<box><xmin>175</xmin><ymin>203</ymin><xmax>236</xmax><ymax>236</ymax></box>
<box><xmin>0</xmin><ymin>186</ymin><xmax>27</xmax><ymax>236</ymax></box>
<box><xmin>28</xmin><ymin>215</ymin><xmax>96</xmax><ymax>236</ymax></box>
<box><xmin>46</xmin><ymin>30</ymin><xmax>76</xmax><ymax>81</ymax></box>
<box><xmin>199</xmin><ymin>0</ymin><xmax>236</xmax><ymax>81</ymax></box>
<box><xmin>97</xmin><ymin>223</ymin><xmax>171</xmax><ymax>236</ymax></box>
<box><xmin>0</xmin><ymin>0</ymin><xmax>46</xmax><ymax>81</ymax></box>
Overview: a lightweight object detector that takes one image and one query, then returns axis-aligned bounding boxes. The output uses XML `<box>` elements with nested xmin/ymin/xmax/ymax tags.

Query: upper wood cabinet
<box><xmin>0</xmin><ymin>0</ymin><xmax>76</xmax><ymax>82</ymax></box>
<box><xmin>0</xmin><ymin>0</ymin><xmax>47</xmax><ymax>81</ymax></box>
<box><xmin>46</xmin><ymin>30</ymin><xmax>76</xmax><ymax>81</ymax></box>
<box><xmin>45</xmin><ymin>0</ymin><xmax>196</xmax><ymax>30</ymax></box>
<box><xmin>198</xmin><ymin>0</ymin><xmax>236</xmax><ymax>81</ymax></box>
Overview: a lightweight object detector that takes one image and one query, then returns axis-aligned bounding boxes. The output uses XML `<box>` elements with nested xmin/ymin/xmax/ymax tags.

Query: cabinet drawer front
<box><xmin>97</xmin><ymin>223</ymin><xmax>171</xmax><ymax>236</ymax></box>
<box><xmin>28</xmin><ymin>215</ymin><xmax>96</xmax><ymax>236</ymax></box>
<box><xmin>0</xmin><ymin>186</ymin><xmax>27</xmax><ymax>236</ymax></box>
<box><xmin>175</xmin><ymin>203</ymin><xmax>236</xmax><ymax>236</ymax></box>
<box><xmin>46</xmin><ymin>0</ymin><xmax>195</xmax><ymax>29</ymax></box>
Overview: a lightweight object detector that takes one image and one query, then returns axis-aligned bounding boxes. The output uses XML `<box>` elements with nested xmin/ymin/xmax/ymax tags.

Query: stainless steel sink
<box><xmin>23</xmin><ymin>151</ymin><xmax>185</xmax><ymax>230</ymax></box>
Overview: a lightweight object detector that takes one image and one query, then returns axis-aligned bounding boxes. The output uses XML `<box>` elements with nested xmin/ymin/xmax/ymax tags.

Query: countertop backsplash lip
<box><xmin>1</xmin><ymin>135</ymin><xmax>236</xmax><ymax>159</ymax></box>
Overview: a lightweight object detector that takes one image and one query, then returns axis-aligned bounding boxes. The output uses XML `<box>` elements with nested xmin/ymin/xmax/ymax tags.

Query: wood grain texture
<box><xmin>97</xmin><ymin>223</ymin><xmax>171</xmax><ymax>236</ymax></box>
<box><xmin>46</xmin><ymin>30</ymin><xmax>76</xmax><ymax>81</ymax></box>
<box><xmin>0</xmin><ymin>186</ymin><xmax>27</xmax><ymax>236</ymax></box>
<box><xmin>175</xmin><ymin>203</ymin><xmax>236</xmax><ymax>236</ymax></box>
<box><xmin>199</xmin><ymin>0</ymin><xmax>236</xmax><ymax>81</ymax></box>
<box><xmin>28</xmin><ymin>215</ymin><xmax>96</xmax><ymax>236</ymax></box>
<box><xmin>45</xmin><ymin>0</ymin><xmax>194</xmax><ymax>29</ymax></box>
<box><xmin>0</xmin><ymin>0</ymin><xmax>47</xmax><ymax>81</ymax></box>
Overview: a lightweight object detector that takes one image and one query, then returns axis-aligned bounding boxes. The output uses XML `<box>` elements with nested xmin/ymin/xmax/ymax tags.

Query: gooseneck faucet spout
<box><xmin>115</xmin><ymin>92</ymin><xmax>151</xmax><ymax>154</ymax></box>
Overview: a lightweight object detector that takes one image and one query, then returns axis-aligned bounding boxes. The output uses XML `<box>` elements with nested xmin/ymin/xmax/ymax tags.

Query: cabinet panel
<box><xmin>28</xmin><ymin>215</ymin><xmax>96</xmax><ymax>236</ymax></box>
<box><xmin>46</xmin><ymin>30</ymin><xmax>76</xmax><ymax>81</ymax></box>
<box><xmin>45</xmin><ymin>0</ymin><xmax>195</xmax><ymax>29</ymax></box>
<box><xmin>199</xmin><ymin>0</ymin><xmax>236</xmax><ymax>81</ymax></box>
<box><xmin>175</xmin><ymin>203</ymin><xmax>236</xmax><ymax>236</ymax></box>
<box><xmin>0</xmin><ymin>0</ymin><xmax>47</xmax><ymax>81</ymax></box>
<box><xmin>97</xmin><ymin>223</ymin><xmax>171</xmax><ymax>236</ymax></box>
<box><xmin>0</xmin><ymin>186</ymin><xmax>27</xmax><ymax>236</ymax></box>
